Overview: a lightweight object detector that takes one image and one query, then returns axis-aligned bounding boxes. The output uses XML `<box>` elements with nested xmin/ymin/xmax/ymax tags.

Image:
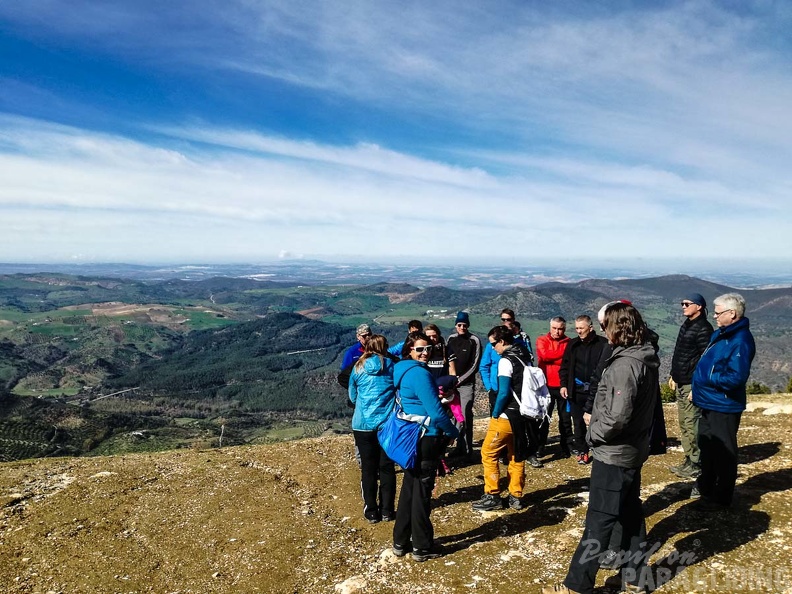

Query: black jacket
<box><xmin>559</xmin><ymin>333</ymin><xmax>608</xmax><ymax>403</ymax></box>
<box><xmin>670</xmin><ymin>315</ymin><xmax>714</xmax><ymax>385</ymax></box>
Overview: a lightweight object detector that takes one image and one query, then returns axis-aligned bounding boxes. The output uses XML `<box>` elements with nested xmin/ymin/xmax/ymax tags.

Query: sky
<box><xmin>0</xmin><ymin>1</ymin><xmax>790</xmax><ymax>265</ymax></box>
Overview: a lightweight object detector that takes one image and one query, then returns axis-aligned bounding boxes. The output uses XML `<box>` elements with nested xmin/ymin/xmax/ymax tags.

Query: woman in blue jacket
<box><xmin>349</xmin><ymin>335</ymin><xmax>397</xmax><ymax>524</ymax></box>
<box><xmin>392</xmin><ymin>332</ymin><xmax>459</xmax><ymax>562</ymax></box>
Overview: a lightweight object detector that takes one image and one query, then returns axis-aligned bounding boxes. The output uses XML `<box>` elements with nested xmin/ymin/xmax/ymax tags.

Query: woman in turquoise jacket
<box><xmin>349</xmin><ymin>335</ymin><xmax>397</xmax><ymax>523</ymax></box>
<box><xmin>392</xmin><ymin>332</ymin><xmax>459</xmax><ymax>562</ymax></box>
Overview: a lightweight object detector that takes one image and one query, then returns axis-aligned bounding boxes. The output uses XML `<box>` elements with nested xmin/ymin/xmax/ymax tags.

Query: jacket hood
<box><xmin>503</xmin><ymin>343</ymin><xmax>532</xmax><ymax>363</ymax></box>
<box><xmin>611</xmin><ymin>343</ymin><xmax>660</xmax><ymax>370</ymax></box>
<box><xmin>359</xmin><ymin>355</ymin><xmax>389</xmax><ymax>376</ymax></box>
<box><xmin>393</xmin><ymin>359</ymin><xmax>423</xmax><ymax>386</ymax></box>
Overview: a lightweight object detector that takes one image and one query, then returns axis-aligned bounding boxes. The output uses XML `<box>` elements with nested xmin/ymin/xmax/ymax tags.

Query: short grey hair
<box><xmin>713</xmin><ymin>293</ymin><xmax>746</xmax><ymax>318</ymax></box>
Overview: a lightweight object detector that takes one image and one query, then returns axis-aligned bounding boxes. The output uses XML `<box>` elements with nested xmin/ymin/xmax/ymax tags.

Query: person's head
<box><xmin>355</xmin><ymin>334</ymin><xmax>389</xmax><ymax>370</ymax></box>
<box><xmin>602</xmin><ymin>303</ymin><xmax>647</xmax><ymax>347</ymax></box>
<box><xmin>712</xmin><ymin>293</ymin><xmax>745</xmax><ymax>328</ymax></box>
<box><xmin>681</xmin><ymin>293</ymin><xmax>706</xmax><ymax>320</ymax></box>
<box><xmin>574</xmin><ymin>315</ymin><xmax>594</xmax><ymax>340</ymax></box>
<box><xmin>454</xmin><ymin>311</ymin><xmax>470</xmax><ymax>335</ymax></box>
<box><xmin>401</xmin><ymin>331</ymin><xmax>432</xmax><ymax>362</ymax></box>
<box><xmin>407</xmin><ymin>320</ymin><xmax>423</xmax><ymax>333</ymax></box>
<box><xmin>424</xmin><ymin>323</ymin><xmax>442</xmax><ymax>344</ymax></box>
<box><xmin>356</xmin><ymin>323</ymin><xmax>372</xmax><ymax>345</ymax></box>
<box><xmin>549</xmin><ymin>316</ymin><xmax>566</xmax><ymax>340</ymax></box>
<box><xmin>500</xmin><ymin>308</ymin><xmax>517</xmax><ymax>331</ymax></box>
<box><xmin>597</xmin><ymin>300</ymin><xmax>632</xmax><ymax>329</ymax></box>
<box><xmin>488</xmin><ymin>325</ymin><xmax>514</xmax><ymax>355</ymax></box>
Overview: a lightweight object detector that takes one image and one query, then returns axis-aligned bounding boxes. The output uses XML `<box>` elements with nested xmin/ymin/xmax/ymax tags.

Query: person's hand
<box><xmin>688</xmin><ymin>392</ymin><xmax>693</xmax><ymax>402</ymax></box>
<box><xmin>560</xmin><ymin>387</ymin><xmax>568</xmax><ymax>399</ymax></box>
<box><xmin>668</xmin><ymin>377</ymin><xmax>677</xmax><ymax>391</ymax></box>
<box><xmin>583</xmin><ymin>412</ymin><xmax>591</xmax><ymax>426</ymax></box>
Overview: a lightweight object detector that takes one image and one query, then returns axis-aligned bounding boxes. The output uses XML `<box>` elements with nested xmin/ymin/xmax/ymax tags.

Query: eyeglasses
<box><xmin>358</xmin><ymin>333</ymin><xmax>371</xmax><ymax>338</ymax></box>
<box><xmin>456</xmin><ymin>323</ymin><xmax>469</xmax><ymax>328</ymax></box>
<box><xmin>500</xmin><ymin>317</ymin><xmax>513</xmax><ymax>322</ymax></box>
<box><xmin>489</xmin><ymin>340</ymin><xmax>500</xmax><ymax>347</ymax></box>
<box><xmin>411</xmin><ymin>345</ymin><xmax>433</xmax><ymax>353</ymax></box>
<box><xmin>713</xmin><ymin>309</ymin><xmax>733</xmax><ymax>318</ymax></box>
<box><xmin>680</xmin><ymin>302</ymin><xmax>696</xmax><ymax>307</ymax></box>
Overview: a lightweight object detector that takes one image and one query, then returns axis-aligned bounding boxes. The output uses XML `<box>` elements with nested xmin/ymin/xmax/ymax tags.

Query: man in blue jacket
<box><xmin>691</xmin><ymin>293</ymin><xmax>755</xmax><ymax>509</ymax></box>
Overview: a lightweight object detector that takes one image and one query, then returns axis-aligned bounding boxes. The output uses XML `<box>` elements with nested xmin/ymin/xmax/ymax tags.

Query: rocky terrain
<box><xmin>1</xmin><ymin>396</ymin><xmax>791</xmax><ymax>594</ymax></box>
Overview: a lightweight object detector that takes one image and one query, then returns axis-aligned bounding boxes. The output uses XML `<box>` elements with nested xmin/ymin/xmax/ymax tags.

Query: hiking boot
<box><xmin>472</xmin><ymin>493</ymin><xmax>504</xmax><ymax>512</ymax></box>
<box><xmin>527</xmin><ymin>455</ymin><xmax>544</xmax><ymax>468</ymax></box>
<box><xmin>537</xmin><ymin>445</ymin><xmax>545</xmax><ymax>458</ymax></box>
<box><xmin>690</xmin><ymin>485</ymin><xmax>700</xmax><ymax>499</ymax></box>
<box><xmin>669</xmin><ymin>458</ymin><xmax>691</xmax><ymax>477</ymax></box>
<box><xmin>678</xmin><ymin>462</ymin><xmax>701</xmax><ymax>479</ymax></box>
<box><xmin>412</xmin><ymin>548</ymin><xmax>442</xmax><ymax>562</ymax></box>
<box><xmin>599</xmin><ymin>548</ymin><xmax>621</xmax><ymax>570</ymax></box>
<box><xmin>508</xmin><ymin>494</ymin><xmax>524</xmax><ymax>510</ymax></box>
<box><xmin>364</xmin><ymin>510</ymin><xmax>381</xmax><ymax>524</ymax></box>
<box><xmin>576</xmin><ymin>452</ymin><xmax>591</xmax><ymax>465</ymax></box>
<box><xmin>392</xmin><ymin>542</ymin><xmax>411</xmax><ymax>557</ymax></box>
<box><xmin>541</xmin><ymin>584</ymin><xmax>581</xmax><ymax>594</ymax></box>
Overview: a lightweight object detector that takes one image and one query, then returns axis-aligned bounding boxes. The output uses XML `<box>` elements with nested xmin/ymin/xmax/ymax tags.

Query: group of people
<box><xmin>340</xmin><ymin>292</ymin><xmax>756</xmax><ymax>593</ymax></box>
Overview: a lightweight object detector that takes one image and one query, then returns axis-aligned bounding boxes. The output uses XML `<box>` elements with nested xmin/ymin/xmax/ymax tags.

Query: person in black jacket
<box><xmin>668</xmin><ymin>293</ymin><xmax>714</xmax><ymax>479</ymax></box>
<box><xmin>559</xmin><ymin>315</ymin><xmax>608</xmax><ymax>465</ymax></box>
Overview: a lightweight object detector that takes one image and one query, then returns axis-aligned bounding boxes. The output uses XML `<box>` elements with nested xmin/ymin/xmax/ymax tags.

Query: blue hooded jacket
<box><xmin>349</xmin><ymin>356</ymin><xmax>396</xmax><ymax>431</ymax></box>
<box><xmin>692</xmin><ymin>317</ymin><xmax>756</xmax><ymax>413</ymax></box>
<box><xmin>393</xmin><ymin>359</ymin><xmax>459</xmax><ymax>439</ymax></box>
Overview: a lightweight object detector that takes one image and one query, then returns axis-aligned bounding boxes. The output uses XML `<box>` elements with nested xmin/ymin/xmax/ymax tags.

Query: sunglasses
<box><xmin>680</xmin><ymin>302</ymin><xmax>696</xmax><ymax>307</ymax></box>
<box><xmin>456</xmin><ymin>323</ymin><xmax>469</xmax><ymax>328</ymax></box>
<box><xmin>412</xmin><ymin>345</ymin><xmax>433</xmax><ymax>353</ymax></box>
<box><xmin>500</xmin><ymin>317</ymin><xmax>513</xmax><ymax>322</ymax></box>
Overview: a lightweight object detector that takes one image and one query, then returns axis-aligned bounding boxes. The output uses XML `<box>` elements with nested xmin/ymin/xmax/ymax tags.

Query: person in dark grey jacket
<box><xmin>546</xmin><ymin>303</ymin><xmax>659</xmax><ymax>594</ymax></box>
<box><xmin>668</xmin><ymin>293</ymin><xmax>714</xmax><ymax>479</ymax></box>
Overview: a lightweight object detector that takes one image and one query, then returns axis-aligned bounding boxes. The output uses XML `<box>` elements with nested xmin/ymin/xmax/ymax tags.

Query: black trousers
<box><xmin>539</xmin><ymin>387</ymin><xmax>573</xmax><ymax>454</ymax></box>
<box><xmin>696</xmin><ymin>408</ymin><xmax>742</xmax><ymax>506</ymax></box>
<box><xmin>570</xmin><ymin>391</ymin><xmax>590</xmax><ymax>454</ymax></box>
<box><xmin>353</xmin><ymin>430</ymin><xmax>396</xmax><ymax>519</ymax></box>
<box><xmin>564</xmin><ymin>460</ymin><xmax>647</xmax><ymax>594</ymax></box>
<box><xmin>393</xmin><ymin>435</ymin><xmax>444</xmax><ymax>552</ymax></box>
<box><xmin>524</xmin><ymin>416</ymin><xmax>542</xmax><ymax>457</ymax></box>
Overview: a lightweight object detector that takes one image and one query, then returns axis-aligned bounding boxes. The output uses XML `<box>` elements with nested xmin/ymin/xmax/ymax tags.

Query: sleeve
<box><xmin>559</xmin><ymin>345</ymin><xmax>572</xmax><ymax>389</ymax></box>
<box><xmin>479</xmin><ymin>343</ymin><xmax>494</xmax><ymax>392</ymax></box>
<box><xmin>491</xmin><ymin>358</ymin><xmax>514</xmax><ymax>418</ymax></box>
<box><xmin>588</xmin><ymin>360</ymin><xmax>639</xmax><ymax>445</ymax></box>
<box><xmin>414</xmin><ymin>369</ymin><xmax>459</xmax><ymax>438</ymax></box>
<box><xmin>388</xmin><ymin>341</ymin><xmax>404</xmax><ymax>358</ymax></box>
<box><xmin>348</xmin><ymin>370</ymin><xmax>358</xmax><ymax>404</ymax></box>
<box><xmin>535</xmin><ymin>336</ymin><xmax>546</xmax><ymax>365</ymax></box>
<box><xmin>340</xmin><ymin>345</ymin><xmax>357</xmax><ymax>370</ymax></box>
<box><xmin>711</xmin><ymin>340</ymin><xmax>754</xmax><ymax>393</ymax></box>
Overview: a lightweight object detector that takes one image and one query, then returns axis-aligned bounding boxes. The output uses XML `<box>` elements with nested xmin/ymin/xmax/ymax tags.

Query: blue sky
<box><xmin>0</xmin><ymin>1</ymin><xmax>790</xmax><ymax>264</ymax></box>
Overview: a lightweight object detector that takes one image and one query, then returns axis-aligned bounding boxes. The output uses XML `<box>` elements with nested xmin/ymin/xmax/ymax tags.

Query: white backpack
<box><xmin>509</xmin><ymin>356</ymin><xmax>552</xmax><ymax>421</ymax></box>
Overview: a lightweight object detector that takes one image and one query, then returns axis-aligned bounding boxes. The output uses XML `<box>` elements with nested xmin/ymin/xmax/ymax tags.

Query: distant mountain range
<box><xmin>0</xmin><ymin>271</ymin><xmax>789</xmax><ymax>461</ymax></box>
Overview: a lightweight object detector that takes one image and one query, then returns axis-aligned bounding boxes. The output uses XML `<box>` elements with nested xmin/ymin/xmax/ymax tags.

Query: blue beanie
<box><xmin>455</xmin><ymin>311</ymin><xmax>470</xmax><ymax>325</ymax></box>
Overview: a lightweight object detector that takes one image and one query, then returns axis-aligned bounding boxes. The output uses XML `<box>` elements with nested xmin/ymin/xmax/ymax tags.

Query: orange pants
<box><xmin>481</xmin><ymin>417</ymin><xmax>525</xmax><ymax>497</ymax></box>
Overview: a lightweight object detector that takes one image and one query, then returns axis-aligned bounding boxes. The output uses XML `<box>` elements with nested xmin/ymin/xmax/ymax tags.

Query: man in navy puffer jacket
<box><xmin>692</xmin><ymin>293</ymin><xmax>755</xmax><ymax>508</ymax></box>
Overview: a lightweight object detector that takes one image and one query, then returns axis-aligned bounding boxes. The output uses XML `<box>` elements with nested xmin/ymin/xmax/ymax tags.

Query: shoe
<box><xmin>364</xmin><ymin>510</ymin><xmax>381</xmax><ymax>524</ymax></box>
<box><xmin>677</xmin><ymin>462</ymin><xmax>701</xmax><ymax>479</ymax></box>
<box><xmin>559</xmin><ymin>449</ymin><xmax>571</xmax><ymax>459</ymax></box>
<box><xmin>690</xmin><ymin>485</ymin><xmax>700</xmax><ymax>499</ymax></box>
<box><xmin>508</xmin><ymin>494</ymin><xmax>524</xmax><ymax>510</ymax></box>
<box><xmin>412</xmin><ymin>549</ymin><xmax>442</xmax><ymax>562</ymax></box>
<box><xmin>381</xmin><ymin>512</ymin><xmax>396</xmax><ymax>522</ymax></box>
<box><xmin>537</xmin><ymin>446</ymin><xmax>545</xmax><ymax>458</ymax></box>
<box><xmin>620</xmin><ymin>584</ymin><xmax>647</xmax><ymax>594</ymax></box>
<box><xmin>670</xmin><ymin>458</ymin><xmax>691</xmax><ymax>477</ymax></box>
<box><xmin>392</xmin><ymin>543</ymin><xmax>411</xmax><ymax>557</ymax></box>
<box><xmin>576</xmin><ymin>452</ymin><xmax>591</xmax><ymax>465</ymax></box>
<box><xmin>599</xmin><ymin>548</ymin><xmax>621</xmax><ymax>570</ymax></box>
<box><xmin>472</xmin><ymin>493</ymin><xmax>504</xmax><ymax>512</ymax></box>
<box><xmin>527</xmin><ymin>455</ymin><xmax>544</xmax><ymax>468</ymax></box>
<box><xmin>541</xmin><ymin>584</ymin><xmax>580</xmax><ymax>594</ymax></box>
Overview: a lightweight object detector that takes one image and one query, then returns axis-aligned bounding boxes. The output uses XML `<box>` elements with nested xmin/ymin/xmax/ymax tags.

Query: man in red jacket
<box><xmin>536</xmin><ymin>316</ymin><xmax>572</xmax><ymax>463</ymax></box>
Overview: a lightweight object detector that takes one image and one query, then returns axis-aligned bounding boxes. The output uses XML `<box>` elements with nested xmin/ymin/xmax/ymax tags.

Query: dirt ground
<box><xmin>1</xmin><ymin>396</ymin><xmax>791</xmax><ymax>594</ymax></box>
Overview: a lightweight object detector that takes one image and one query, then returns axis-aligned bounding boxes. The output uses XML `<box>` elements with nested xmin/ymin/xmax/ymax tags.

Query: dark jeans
<box><xmin>564</xmin><ymin>460</ymin><xmax>647</xmax><ymax>594</ymax></box>
<box><xmin>696</xmin><ymin>408</ymin><xmax>742</xmax><ymax>506</ymax></box>
<box><xmin>456</xmin><ymin>383</ymin><xmax>475</xmax><ymax>454</ymax></box>
<box><xmin>353</xmin><ymin>430</ymin><xmax>396</xmax><ymax>519</ymax></box>
<box><xmin>539</xmin><ymin>387</ymin><xmax>573</xmax><ymax>454</ymax></box>
<box><xmin>393</xmin><ymin>435</ymin><xmax>444</xmax><ymax>552</ymax></box>
<box><xmin>570</xmin><ymin>391</ymin><xmax>590</xmax><ymax>454</ymax></box>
